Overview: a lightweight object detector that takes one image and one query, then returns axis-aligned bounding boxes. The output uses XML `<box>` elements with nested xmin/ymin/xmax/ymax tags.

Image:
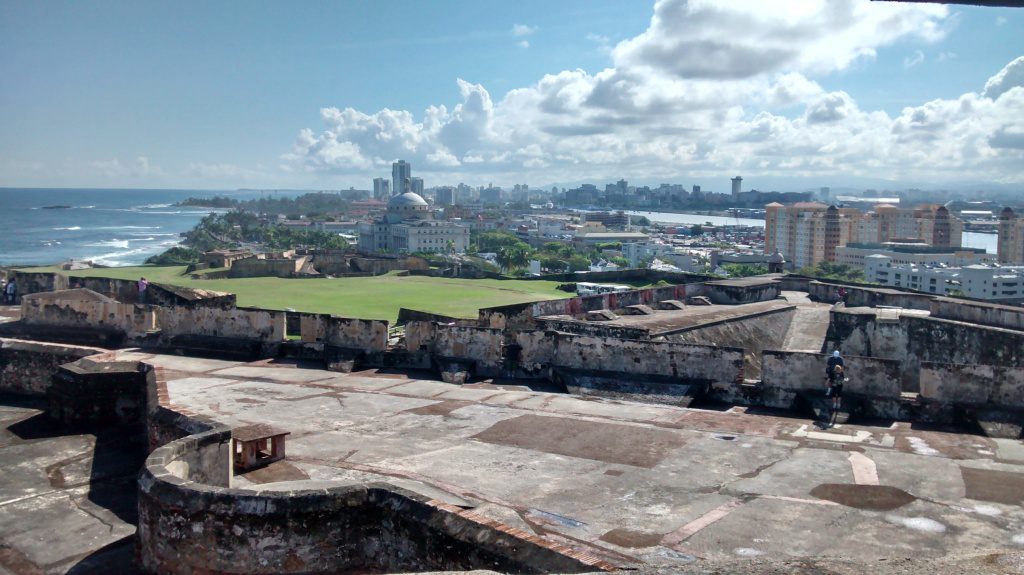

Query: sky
<box><xmin>1</xmin><ymin>0</ymin><xmax>1022</xmax><ymax>192</ymax></box>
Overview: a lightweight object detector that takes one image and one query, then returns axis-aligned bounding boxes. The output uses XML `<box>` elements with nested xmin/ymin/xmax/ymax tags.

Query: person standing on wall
<box><xmin>825</xmin><ymin>350</ymin><xmax>846</xmax><ymax>421</ymax></box>
<box><xmin>138</xmin><ymin>277</ymin><xmax>148</xmax><ymax>304</ymax></box>
<box><xmin>4</xmin><ymin>278</ymin><xmax>16</xmax><ymax>305</ymax></box>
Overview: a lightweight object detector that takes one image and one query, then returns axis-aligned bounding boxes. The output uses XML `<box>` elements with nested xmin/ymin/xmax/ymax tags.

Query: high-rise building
<box><xmin>853</xmin><ymin>204</ymin><xmax>962</xmax><ymax>247</ymax></box>
<box><xmin>372</xmin><ymin>177</ymin><xmax>390</xmax><ymax>200</ymax></box>
<box><xmin>392</xmin><ymin>160</ymin><xmax>411</xmax><ymax>196</ymax></box>
<box><xmin>765</xmin><ymin>202</ymin><xmax>855</xmax><ymax>270</ymax></box>
<box><xmin>766</xmin><ymin>202</ymin><xmax>965</xmax><ymax>270</ymax></box>
<box><xmin>998</xmin><ymin>207</ymin><xmax>1024</xmax><ymax>264</ymax></box>
<box><xmin>410</xmin><ymin>177</ymin><xmax>424</xmax><ymax>197</ymax></box>
<box><xmin>731</xmin><ymin>177</ymin><xmax>742</xmax><ymax>197</ymax></box>
<box><xmin>436</xmin><ymin>186</ymin><xmax>455</xmax><ymax>206</ymax></box>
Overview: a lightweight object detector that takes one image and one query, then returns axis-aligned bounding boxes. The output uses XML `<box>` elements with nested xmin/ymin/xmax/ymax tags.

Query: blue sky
<box><xmin>1</xmin><ymin>0</ymin><xmax>1022</xmax><ymax>190</ymax></box>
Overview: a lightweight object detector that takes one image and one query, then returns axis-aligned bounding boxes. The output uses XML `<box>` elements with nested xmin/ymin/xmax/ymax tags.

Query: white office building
<box><xmin>865</xmin><ymin>254</ymin><xmax>1024</xmax><ymax>301</ymax></box>
<box><xmin>836</xmin><ymin>243</ymin><xmax>992</xmax><ymax>271</ymax></box>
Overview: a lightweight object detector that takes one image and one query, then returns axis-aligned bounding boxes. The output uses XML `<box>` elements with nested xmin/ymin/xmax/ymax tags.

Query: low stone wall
<box><xmin>395</xmin><ymin>307</ymin><xmax>474</xmax><ymax>326</ymax></box>
<box><xmin>406</xmin><ymin>322</ymin><xmax>503</xmax><ymax>375</ymax></box>
<box><xmin>295</xmin><ymin>314</ymin><xmax>389</xmax><ymax>352</ymax></box>
<box><xmin>527</xmin><ymin>268</ymin><xmax>715</xmax><ymax>285</ymax></box>
<box><xmin>829</xmin><ymin>309</ymin><xmax>1024</xmax><ymax>392</ymax></box>
<box><xmin>703</xmin><ymin>278</ymin><xmax>781</xmax><ymax>305</ymax></box>
<box><xmin>920</xmin><ymin>362</ymin><xmax>1024</xmax><ymax>410</ymax></box>
<box><xmin>10</xmin><ymin>271</ymin><xmax>69</xmax><ymax>301</ymax></box>
<box><xmin>21</xmin><ymin>297</ymin><xmax>157</xmax><ymax>337</ymax></box>
<box><xmin>522</xmin><ymin>331</ymin><xmax>744</xmax><ymax>384</ymax></box>
<box><xmin>229</xmin><ymin>257</ymin><xmax>308</xmax><ymax>278</ymax></box>
<box><xmin>14</xmin><ymin>272</ymin><xmax>234</xmax><ymax>307</ymax></box>
<box><xmin>809</xmin><ymin>280</ymin><xmax>935</xmax><ymax>310</ymax></box>
<box><xmin>138</xmin><ymin>429</ymin><xmax>608</xmax><ymax>575</ymax></box>
<box><xmin>760</xmin><ymin>350</ymin><xmax>903</xmax><ymax>418</ymax></box>
<box><xmin>157</xmin><ymin>306</ymin><xmax>285</xmax><ymax>343</ymax></box>
<box><xmin>929</xmin><ymin>297</ymin><xmax>1024</xmax><ymax>331</ymax></box>
<box><xmin>0</xmin><ymin>338</ymin><xmax>105</xmax><ymax>395</ymax></box>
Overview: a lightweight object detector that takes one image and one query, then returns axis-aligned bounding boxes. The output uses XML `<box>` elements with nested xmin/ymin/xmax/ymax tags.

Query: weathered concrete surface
<box><xmin>778</xmin><ymin>291</ymin><xmax>832</xmax><ymax>353</ymax></box>
<box><xmin>661</xmin><ymin>305</ymin><xmax>794</xmax><ymax>379</ymax></box>
<box><xmin>0</xmin><ymin>395</ymin><xmax>143</xmax><ymax>574</ymax></box>
<box><xmin>107</xmin><ymin>351</ymin><xmax>1024</xmax><ymax>573</ymax></box>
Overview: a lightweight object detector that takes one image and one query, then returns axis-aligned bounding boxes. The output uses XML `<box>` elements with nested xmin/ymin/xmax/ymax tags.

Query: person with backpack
<box><xmin>825</xmin><ymin>350</ymin><xmax>846</xmax><ymax>413</ymax></box>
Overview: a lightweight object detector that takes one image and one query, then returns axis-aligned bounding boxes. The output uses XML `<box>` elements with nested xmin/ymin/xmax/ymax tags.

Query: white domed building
<box><xmin>358</xmin><ymin>191</ymin><xmax>470</xmax><ymax>254</ymax></box>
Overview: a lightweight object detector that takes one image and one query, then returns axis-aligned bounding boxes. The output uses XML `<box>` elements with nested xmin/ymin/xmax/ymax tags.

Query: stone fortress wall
<box><xmin>4</xmin><ymin>269</ymin><xmax>1024</xmax><ymax>438</ymax></box>
<box><xmin>3</xmin><ymin>268</ymin><xmax>1024</xmax><ymax>572</ymax></box>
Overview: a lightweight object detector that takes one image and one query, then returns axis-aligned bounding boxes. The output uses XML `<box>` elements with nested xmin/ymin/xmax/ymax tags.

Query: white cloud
<box><xmin>904</xmin><ymin>50</ymin><xmax>925</xmax><ymax>69</ymax></box>
<box><xmin>91</xmin><ymin>156</ymin><xmax>163</xmax><ymax>179</ymax></box>
<box><xmin>612</xmin><ymin>0</ymin><xmax>948</xmax><ymax>79</ymax></box>
<box><xmin>937</xmin><ymin>51</ymin><xmax>956</xmax><ymax>63</ymax></box>
<box><xmin>511</xmin><ymin>24</ymin><xmax>537</xmax><ymax>37</ymax></box>
<box><xmin>285</xmin><ymin>0</ymin><xmax>1024</xmax><ymax>185</ymax></box>
<box><xmin>518</xmin><ymin>40</ymin><xmax>530</xmax><ymax>49</ymax></box>
<box><xmin>997</xmin><ymin>16</ymin><xmax>1008</xmax><ymax>26</ymax></box>
<box><xmin>983</xmin><ymin>56</ymin><xmax>1024</xmax><ymax>100</ymax></box>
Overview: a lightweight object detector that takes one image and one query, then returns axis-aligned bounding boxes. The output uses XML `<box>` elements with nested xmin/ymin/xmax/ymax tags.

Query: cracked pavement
<box><xmin>126</xmin><ymin>351</ymin><xmax>1024</xmax><ymax>572</ymax></box>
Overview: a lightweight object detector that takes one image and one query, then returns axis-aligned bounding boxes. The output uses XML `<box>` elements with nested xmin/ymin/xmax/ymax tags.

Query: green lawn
<box><xmin>20</xmin><ymin>265</ymin><xmax>569</xmax><ymax>322</ymax></box>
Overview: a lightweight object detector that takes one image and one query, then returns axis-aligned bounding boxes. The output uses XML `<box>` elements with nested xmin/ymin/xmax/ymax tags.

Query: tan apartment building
<box><xmin>998</xmin><ymin>207</ymin><xmax>1024</xmax><ymax>265</ymax></box>
<box><xmin>766</xmin><ymin>202</ymin><xmax>964</xmax><ymax>270</ymax></box>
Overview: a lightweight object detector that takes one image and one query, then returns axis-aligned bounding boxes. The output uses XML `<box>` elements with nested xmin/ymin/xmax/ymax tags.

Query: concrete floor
<box><xmin>112</xmin><ymin>350</ymin><xmax>1024</xmax><ymax>573</ymax></box>
<box><xmin>0</xmin><ymin>395</ymin><xmax>142</xmax><ymax>575</ymax></box>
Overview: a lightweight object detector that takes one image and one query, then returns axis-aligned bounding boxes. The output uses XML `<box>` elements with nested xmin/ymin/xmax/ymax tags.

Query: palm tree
<box><xmin>496</xmin><ymin>245</ymin><xmax>530</xmax><ymax>272</ymax></box>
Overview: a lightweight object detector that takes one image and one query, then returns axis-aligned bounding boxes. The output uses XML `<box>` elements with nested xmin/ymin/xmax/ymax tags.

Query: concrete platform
<box><xmin>133</xmin><ymin>352</ymin><xmax>1024</xmax><ymax>572</ymax></box>
<box><xmin>541</xmin><ymin>300</ymin><xmax>794</xmax><ymax>337</ymax></box>
<box><xmin>0</xmin><ymin>395</ymin><xmax>143</xmax><ymax>574</ymax></box>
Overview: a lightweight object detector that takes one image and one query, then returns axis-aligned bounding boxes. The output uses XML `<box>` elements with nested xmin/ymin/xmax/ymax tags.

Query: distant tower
<box><xmin>392</xmin><ymin>160</ymin><xmax>411</xmax><ymax>196</ymax></box>
<box><xmin>731</xmin><ymin>176</ymin><xmax>742</xmax><ymax>197</ymax></box>
<box><xmin>373</xmin><ymin>177</ymin><xmax>390</xmax><ymax>200</ymax></box>
<box><xmin>410</xmin><ymin>177</ymin><xmax>424</xmax><ymax>196</ymax></box>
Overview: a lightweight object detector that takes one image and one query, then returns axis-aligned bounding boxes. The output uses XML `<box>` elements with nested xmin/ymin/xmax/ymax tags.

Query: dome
<box><xmin>389</xmin><ymin>192</ymin><xmax>428</xmax><ymax>207</ymax></box>
<box><xmin>768</xmin><ymin>251</ymin><xmax>786</xmax><ymax>264</ymax></box>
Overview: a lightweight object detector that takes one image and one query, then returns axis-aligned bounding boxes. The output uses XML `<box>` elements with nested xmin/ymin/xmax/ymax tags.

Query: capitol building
<box><xmin>357</xmin><ymin>191</ymin><xmax>470</xmax><ymax>254</ymax></box>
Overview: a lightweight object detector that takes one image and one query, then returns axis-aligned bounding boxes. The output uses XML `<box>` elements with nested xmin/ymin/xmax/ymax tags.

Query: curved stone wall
<box><xmin>138</xmin><ymin>423</ymin><xmax>611</xmax><ymax>575</ymax></box>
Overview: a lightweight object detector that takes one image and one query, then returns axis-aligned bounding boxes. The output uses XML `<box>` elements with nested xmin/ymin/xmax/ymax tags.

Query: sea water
<box><xmin>0</xmin><ymin>188</ymin><xmax>281</xmax><ymax>267</ymax></box>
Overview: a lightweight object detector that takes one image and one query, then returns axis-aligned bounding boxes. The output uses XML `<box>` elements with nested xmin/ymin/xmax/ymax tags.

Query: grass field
<box><xmin>21</xmin><ymin>265</ymin><xmax>569</xmax><ymax>322</ymax></box>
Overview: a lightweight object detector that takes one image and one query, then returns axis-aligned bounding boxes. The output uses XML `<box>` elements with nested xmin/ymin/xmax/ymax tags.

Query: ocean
<box><xmin>0</xmin><ymin>188</ymin><xmax>288</xmax><ymax>267</ymax></box>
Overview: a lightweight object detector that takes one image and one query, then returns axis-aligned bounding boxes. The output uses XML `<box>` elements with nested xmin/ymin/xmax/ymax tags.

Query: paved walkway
<box><xmin>117</xmin><ymin>350</ymin><xmax>1024</xmax><ymax>572</ymax></box>
<box><xmin>780</xmin><ymin>291</ymin><xmax>832</xmax><ymax>353</ymax></box>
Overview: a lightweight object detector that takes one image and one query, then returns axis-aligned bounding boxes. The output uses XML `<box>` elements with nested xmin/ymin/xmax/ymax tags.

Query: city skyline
<box><xmin>1</xmin><ymin>0</ymin><xmax>1022</xmax><ymax>190</ymax></box>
